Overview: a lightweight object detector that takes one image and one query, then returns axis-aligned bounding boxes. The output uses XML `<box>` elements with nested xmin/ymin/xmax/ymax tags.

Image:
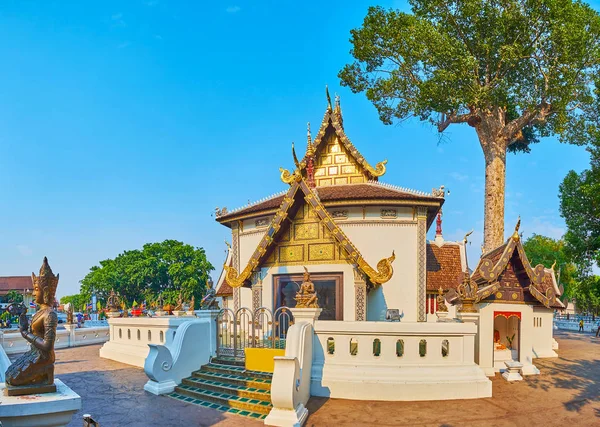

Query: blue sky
<box><xmin>0</xmin><ymin>1</ymin><xmax>594</xmax><ymax>298</ymax></box>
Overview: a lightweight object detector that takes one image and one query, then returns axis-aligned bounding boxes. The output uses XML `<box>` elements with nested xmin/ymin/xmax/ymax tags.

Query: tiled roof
<box><xmin>426</xmin><ymin>243</ymin><xmax>463</xmax><ymax>291</ymax></box>
<box><xmin>216</xmin><ymin>280</ymin><xmax>233</xmax><ymax>297</ymax></box>
<box><xmin>0</xmin><ymin>276</ymin><xmax>33</xmax><ymax>295</ymax></box>
<box><xmin>217</xmin><ymin>182</ymin><xmax>441</xmax><ymax>222</ymax></box>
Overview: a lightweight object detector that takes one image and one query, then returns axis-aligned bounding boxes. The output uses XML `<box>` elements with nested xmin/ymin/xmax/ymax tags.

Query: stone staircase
<box><xmin>168</xmin><ymin>356</ymin><xmax>272</xmax><ymax>421</ymax></box>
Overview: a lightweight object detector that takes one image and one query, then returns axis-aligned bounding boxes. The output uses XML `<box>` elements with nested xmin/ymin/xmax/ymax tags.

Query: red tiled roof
<box><xmin>217</xmin><ymin>182</ymin><xmax>441</xmax><ymax>222</ymax></box>
<box><xmin>216</xmin><ymin>280</ymin><xmax>233</xmax><ymax>297</ymax></box>
<box><xmin>0</xmin><ymin>276</ymin><xmax>33</xmax><ymax>295</ymax></box>
<box><xmin>426</xmin><ymin>243</ymin><xmax>463</xmax><ymax>291</ymax></box>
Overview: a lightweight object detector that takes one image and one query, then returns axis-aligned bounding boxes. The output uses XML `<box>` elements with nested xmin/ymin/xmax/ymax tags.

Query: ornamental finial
<box><xmin>512</xmin><ymin>216</ymin><xmax>521</xmax><ymax>241</ymax></box>
<box><xmin>326</xmin><ymin>85</ymin><xmax>332</xmax><ymax>110</ymax></box>
<box><xmin>306</xmin><ymin>122</ymin><xmax>314</xmax><ymax>156</ymax></box>
<box><xmin>436</xmin><ymin>211</ymin><xmax>442</xmax><ymax>237</ymax></box>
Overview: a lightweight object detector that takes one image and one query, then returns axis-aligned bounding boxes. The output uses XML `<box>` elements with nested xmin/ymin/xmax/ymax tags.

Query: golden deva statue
<box><xmin>5</xmin><ymin>257</ymin><xmax>59</xmax><ymax>395</ymax></box>
<box><xmin>295</xmin><ymin>267</ymin><xmax>319</xmax><ymax>308</ymax></box>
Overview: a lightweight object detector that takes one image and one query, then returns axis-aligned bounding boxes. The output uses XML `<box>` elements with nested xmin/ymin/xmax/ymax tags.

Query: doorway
<box><xmin>273</xmin><ymin>273</ymin><xmax>343</xmax><ymax>320</ymax></box>
<box><xmin>493</xmin><ymin>311</ymin><xmax>521</xmax><ymax>369</ymax></box>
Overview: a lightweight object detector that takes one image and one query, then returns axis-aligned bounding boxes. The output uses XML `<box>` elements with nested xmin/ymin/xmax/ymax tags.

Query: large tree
<box><xmin>79</xmin><ymin>240</ymin><xmax>214</xmax><ymax>308</ymax></box>
<box><xmin>559</xmin><ymin>144</ymin><xmax>600</xmax><ymax>270</ymax></box>
<box><xmin>339</xmin><ymin>0</ymin><xmax>600</xmax><ymax>251</ymax></box>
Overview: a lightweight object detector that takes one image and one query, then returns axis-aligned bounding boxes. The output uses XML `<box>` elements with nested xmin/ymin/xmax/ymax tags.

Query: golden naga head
<box><xmin>32</xmin><ymin>257</ymin><xmax>59</xmax><ymax>306</ymax></box>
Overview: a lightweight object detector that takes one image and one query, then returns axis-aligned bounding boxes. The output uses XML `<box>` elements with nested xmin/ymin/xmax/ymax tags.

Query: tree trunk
<box><xmin>482</xmin><ymin>142</ymin><xmax>507</xmax><ymax>253</ymax></box>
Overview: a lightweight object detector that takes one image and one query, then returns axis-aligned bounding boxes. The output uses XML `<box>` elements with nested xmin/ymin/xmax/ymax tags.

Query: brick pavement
<box><xmin>41</xmin><ymin>329</ymin><xmax>600</xmax><ymax>426</ymax></box>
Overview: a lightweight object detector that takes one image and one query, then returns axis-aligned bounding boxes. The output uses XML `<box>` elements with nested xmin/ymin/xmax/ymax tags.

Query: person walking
<box><xmin>579</xmin><ymin>319</ymin><xmax>584</xmax><ymax>332</ymax></box>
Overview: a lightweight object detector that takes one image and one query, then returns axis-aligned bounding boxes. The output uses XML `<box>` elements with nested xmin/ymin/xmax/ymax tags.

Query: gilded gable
<box><xmin>263</xmin><ymin>201</ymin><xmax>350</xmax><ymax>267</ymax></box>
<box><xmin>313</xmin><ymin>128</ymin><xmax>371</xmax><ymax>187</ymax></box>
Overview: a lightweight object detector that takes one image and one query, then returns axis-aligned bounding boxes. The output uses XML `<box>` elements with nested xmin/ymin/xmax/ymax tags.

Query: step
<box><xmin>182</xmin><ymin>376</ymin><xmax>271</xmax><ymax>401</ymax></box>
<box><xmin>174</xmin><ymin>384</ymin><xmax>272</xmax><ymax>415</ymax></box>
<box><xmin>201</xmin><ymin>362</ymin><xmax>273</xmax><ymax>381</ymax></box>
<box><xmin>192</xmin><ymin>369</ymin><xmax>271</xmax><ymax>392</ymax></box>
<box><xmin>168</xmin><ymin>391</ymin><xmax>267</xmax><ymax>421</ymax></box>
<box><xmin>211</xmin><ymin>356</ymin><xmax>245</xmax><ymax>367</ymax></box>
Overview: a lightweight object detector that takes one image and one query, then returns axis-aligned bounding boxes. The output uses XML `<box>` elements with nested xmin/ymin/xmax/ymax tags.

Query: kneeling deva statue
<box><xmin>4</xmin><ymin>257</ymin><xmax>59</xmax><ymax>396</ymax></box>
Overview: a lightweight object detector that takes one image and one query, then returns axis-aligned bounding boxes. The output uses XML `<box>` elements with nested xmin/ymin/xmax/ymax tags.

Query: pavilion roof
<box><xmin>473</xmin><ymin>221</ymin><xmax>564</xmax><ymax>309</ymax></box>
<box><xmin>217</xmin><ymin>181</ymin><xmax>443</xmax><ymax>225</ymax></box>
<box><xmin>0</xmin><ymin>276</ymin><xmax>32</xmax><ymax>296</ymax></box>
<box><xmin>222</xmin><ymin>178</ymin><xmax>396</xmax><ymax>288</ymax></box>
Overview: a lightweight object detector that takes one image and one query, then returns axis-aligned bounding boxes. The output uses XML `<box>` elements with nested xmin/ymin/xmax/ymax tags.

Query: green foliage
<box><xmin>522</xmin><ymin>234</ymin><xmax>577</xmax><ymax>297</ymax></box>
<box><xmin>339</xmin><ymin>1</ymin><xmax>600</xmax><ymax>148</ymax></box>
<box><xmin>6</xmin><ymin>290</ymin><xmax>23</xmax><ymax>304</ymax></box>
<box><xmin>79</xmin><ymin>240</ymin><xmax>214</xmax><ymax>307</ymax></box>
<box><xmin>60</xmin><ymin>294</ymin><xmax>87</xmax><ymax>311</ymax></box>
<box><xmin>559</xmin><ymin>145</ymin><xmax>600</xmax><ymax>270</ymax></box>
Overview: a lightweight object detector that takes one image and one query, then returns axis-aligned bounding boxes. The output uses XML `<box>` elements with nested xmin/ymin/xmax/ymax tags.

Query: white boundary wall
<box><xmin>310</xmin><ymin>321</ymin><xmax>492</xmax><ymax>401</ymax></box>
<box><xmin>0</xmin><ymin>326</ymin><xmax>109</xmax><ymax>355</ymax></box>
<box><xmin>99</xmin><ymin>316</ymin><xmax>197</xmax><ymax>368</ymax></box>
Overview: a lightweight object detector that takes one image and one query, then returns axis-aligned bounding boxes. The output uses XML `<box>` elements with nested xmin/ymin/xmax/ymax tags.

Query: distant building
<box><xmin>0</xmin><ymin>276</ymin><xmax>34</xmax><ymax>310</ymax></box>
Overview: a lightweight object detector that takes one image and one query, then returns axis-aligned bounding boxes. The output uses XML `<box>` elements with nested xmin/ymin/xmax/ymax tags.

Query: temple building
<box><xmin>207</xmin><ymin>91</ymin><xmax>563</xmax><ymax>407</ymax></box>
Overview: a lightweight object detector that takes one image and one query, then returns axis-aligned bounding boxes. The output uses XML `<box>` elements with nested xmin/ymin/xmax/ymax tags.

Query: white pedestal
<box><xmin>290</xmin><ymin>308</ymin><xmax>322</xmax><ymax>326</ymax></box>
<box><xmin>501</xmin><ymin>361</ymin><xmax>523</xmax><ymax>382</ymax></box>
<box><xmin>0</xmin><ymin>379</ymin><xmax>81</xmax><ymax>427</ymax></box>
<box><xmin>106</xmin><ymin>311</ymin><xmax>121</xmax><ymax>318</ymax></box>
<box><xmin>264</xmin><ymin>404</ymin><xmax>309</xmax><ymax>427</ymax></box>
<box><xmin>172</xmin><ymin>311</ymin><xmax>186</xmax><ymax>317</ymax></box>
<box><xmin>154</xmin><ymin>310</ymin><xmax>167</xmax><ymax>317</ymax></box>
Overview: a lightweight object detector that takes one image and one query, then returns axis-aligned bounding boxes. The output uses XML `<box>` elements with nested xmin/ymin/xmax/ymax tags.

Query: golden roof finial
<box><xmin>551</xmin><ymin>260</ymin><xmax>557</xmax><ymax>270</ymax></box>
<box><xmin>512</xmin><ymin>216</ymin><xmax>521</xmax><ymax>241</ymax></box>
<box><xmin>306</xmin><ymin>122</ymin><xmax>314</xmax><ymax>156</ymax></box>
<box><xmin>326</xmin><ymin>85</ymin><xmax>332</xmax><ymax>111</ymax></box>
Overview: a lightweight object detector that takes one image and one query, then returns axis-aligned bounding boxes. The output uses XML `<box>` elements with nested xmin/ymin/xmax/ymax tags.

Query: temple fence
<box><xmin>216</xmin><ymin>306</ymin><xmax>293</xmax><ymax>358</ymax></box>
<box><xmin>0</xmin><ymin>326</ymin><xmax>110</xmax><ymax>355</ymax></box>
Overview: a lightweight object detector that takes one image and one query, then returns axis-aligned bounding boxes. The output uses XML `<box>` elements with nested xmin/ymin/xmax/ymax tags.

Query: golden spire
<box><xmin>326</xmin><ymin>85</ymin><xmax>332</xmax><ymax>111</ymax></box>
<box><xmin>306</xmin><ymin>122</ymin><xmax>314</xmax><ymax>157</ymax></box>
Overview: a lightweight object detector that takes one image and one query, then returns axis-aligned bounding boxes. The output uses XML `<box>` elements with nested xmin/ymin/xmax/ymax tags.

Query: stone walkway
<box><xmin>43</xmin><ymin>330</ymin><xmax>600</xmax><ymax>426</ymax></box>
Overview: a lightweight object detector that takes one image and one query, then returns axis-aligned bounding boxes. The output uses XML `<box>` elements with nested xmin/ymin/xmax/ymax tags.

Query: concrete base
<box><xmin>501</xmin><ymin>361</ymin><xmax>523</xmax><ymax>382</ymax></box>
<box><xmin>521</xmin><ymin>363</ymin><xmax>540</xmax><ymax>376</ymax></box>
<box><xmin>143</xmin><ymin>379</ymin><xmax>178</xmax><ymax>396</ymax></box>
<box><xmin>0</xmin><ymin>379</ymin><xmax>81</xmax><ymax>427</ymax></box>
<box><xmin>552</xmin><ymin>338</ymin><xmax>559</xmax><ymax>350</ymax></box>
<box><xmin>264</xmin><ymin>404</ymin><xmax>309</xmax><ymax>427</ymax></box>
<box><xmin>99</xmin><ymin>341</ymin><xmax>149</xmax><ymax>368</ymax></box>
<box><xmin>311</xmin><ymin>364</ymin><xmax>492</xmax><ymax>401</ymax></box>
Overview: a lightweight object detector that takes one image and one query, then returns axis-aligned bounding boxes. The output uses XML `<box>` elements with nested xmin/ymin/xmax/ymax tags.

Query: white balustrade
<box><xmin>310</xmin><ymin>321</ymin><xmax>492</xmax><ymax>401</ymax></box>
<box><xmin>0</xmin><ymin>326</ymin><xmax>110</xmax><ymax>355</ymax></box>
<box><xmin>99</xmin><ymin>315</ymin><xmax>197</xmax><ymax>368</ymax></box>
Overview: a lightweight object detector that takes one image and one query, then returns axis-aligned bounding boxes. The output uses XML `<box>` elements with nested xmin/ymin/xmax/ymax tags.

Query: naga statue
<box><xmin>5</xmin><ymin>257</ymin><xmax>59</xmax><ymax>396</ymax></box>
<box><xmin>200</xmin><ymin>279</ymin><xmax>219</xmax><ymax>310</ymax></box>
<box><xmin>294</xmin><ymin>267</ymin><xmax>319</xmax><ymax>308</ymax></box>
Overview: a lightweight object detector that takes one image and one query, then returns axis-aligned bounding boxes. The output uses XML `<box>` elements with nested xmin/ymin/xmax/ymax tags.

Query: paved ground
<box><xmin>10</xmin><ymin>329</ymin><xmax>599</xmax><ymax>426</ymax></box>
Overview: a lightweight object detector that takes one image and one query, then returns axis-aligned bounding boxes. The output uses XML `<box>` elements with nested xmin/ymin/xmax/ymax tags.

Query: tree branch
<box><xmin>437</xmin><ymin>111</ymin><xmax>477</xmax><ymax>132</ymax></box>
<box><xmin>504</xmin><ymin>102</ymin><xmax>552</xmax><ymax>143</ymax></box>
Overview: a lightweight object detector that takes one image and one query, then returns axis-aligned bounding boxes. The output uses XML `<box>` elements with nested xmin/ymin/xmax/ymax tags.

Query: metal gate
<box><xmin>216</xmin><ymin>306</ymin><xmax>294</xmax><ymax>358</ymax></box>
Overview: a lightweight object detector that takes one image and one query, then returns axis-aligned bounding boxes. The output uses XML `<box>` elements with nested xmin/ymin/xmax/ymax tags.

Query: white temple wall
<box><xmin>531</xmin><ymin>307</ymin><xmax>558</xmax><ymax>358</ymax></box>
<box><xmin>340</xmin><ymin>221</ymin><xmax>418</xmax><ymax>322</ymax></box>
<box><xmin>238</xmin><ymin>229</ymin><xmax>266</xmax><ymax>270</ymax></box>
<box><xmin>477</xmin><ymin>303</ymin><xmax>537</xmax><ymax>376</ymax></box>
<box><xmin>240</xmin><ymin>286</ymin><xmax>253</xmax><ymax>310</ymax></box>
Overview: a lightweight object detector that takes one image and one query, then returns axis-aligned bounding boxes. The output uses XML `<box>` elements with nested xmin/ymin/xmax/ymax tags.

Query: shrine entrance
<box><xmin>493</xmin><ymin>311</ymin><xmax>521</xmax><ymax>369</ymax></box>
<box><xmin>216</xmin><ymin>306</ymin><xmax>293</xmax><ymax>358</ymax></box>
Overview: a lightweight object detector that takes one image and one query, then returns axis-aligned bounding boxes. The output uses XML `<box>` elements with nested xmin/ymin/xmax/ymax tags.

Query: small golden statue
<box><xmin>294</xmin><ymin>267</ymin><xmax>319</xmax><ymax>308</ymax></box>
<box><xmin>174</xmin><ymin>291</ymin><xmax>184</xmax><ymax>311</ymax></box>
<box><xmin>107</xmin><ymin>289</ymin><xmax>121</xmax><ymax>313</ymax></box>
<box><xmin>5</xmin><ymin>257</ymin><xmax>59</xmax><ymax>396</ymax></box>
<box><xmin>189</xmin><ymin>295</ymin><xmax>195</xmax><ymax>311</ymax></box>
<box><xmin>436</xmin><ymin>287</ymin><xmax>448</xmax><ymax>312</ymax></box>
<box><xmin>66</xmin><ymin>303</ymin><xmax>74</xmax><ymax>324</ymax></box>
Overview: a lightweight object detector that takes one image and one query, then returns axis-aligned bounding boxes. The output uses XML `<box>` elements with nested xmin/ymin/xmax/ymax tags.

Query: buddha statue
<box><xmin>295</xmin><ymin>267</ymin><xmax>319</xmax><ymax>308</ymax></box>
<box><xmin>5</xmin><ymin>257</ymin><xmax>59</xmax><ymax>395</ymax></box>
<box><xmin>494</xmin><ymin>329</ymin><xmax>506</xmax><ymax>350</ymax></box>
